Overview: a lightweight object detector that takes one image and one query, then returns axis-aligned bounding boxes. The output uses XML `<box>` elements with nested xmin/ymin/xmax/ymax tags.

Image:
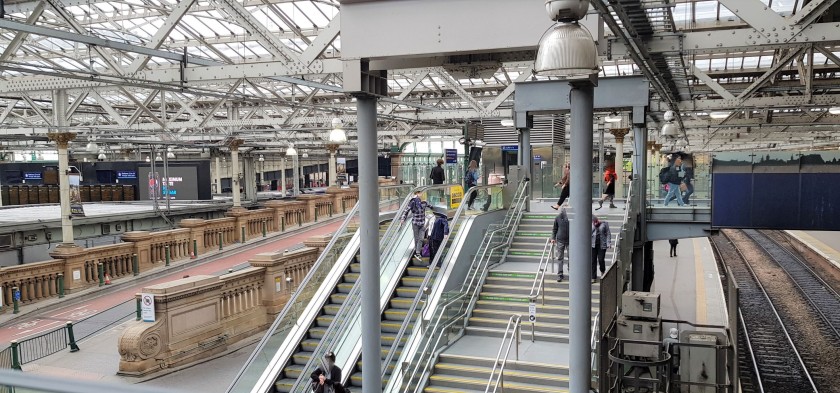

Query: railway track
<box><xmin>711</xmin><ymin>230</ymin><xmax>817</xmax><ymax>393</ymax></box>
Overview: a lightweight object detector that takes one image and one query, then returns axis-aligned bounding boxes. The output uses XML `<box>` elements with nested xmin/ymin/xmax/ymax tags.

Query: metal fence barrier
<box><xmin>0</xmin><ymin>322</ymin><xmax>79</xmax><ymax>370</ymax></box>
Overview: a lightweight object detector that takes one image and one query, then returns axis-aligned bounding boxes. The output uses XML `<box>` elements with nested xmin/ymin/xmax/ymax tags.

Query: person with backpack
<box><xmin>428</xmin><ymin>213</ymin><xmax>450</xmax><ymax>264</ymax></box>
<box><xmin>429</xmin><ymin>158</ymin><xmax>445</xmax><ymax>185</ymax></box>
<box><xmin>662</xmin><ymin>156</ymin><xmax>685</xmax><ymax>206</ymax></box>
<box><xmin>550</xmin><ymin>207</ymin><xmax>570</xmax><ymax>282</ymax></box>
<box><xmin>401</xmin><ymin>190</ymin><xmax>428</xmax><ymax>261</ymax></box>
<box><xmin>310</xmin><ymin>351</ymin><xmax>344</xmax><ymax>393</ymax></box>
<box><xmin>596</xmin><ymin>168</ymin><xmax>617</xmax><ymax>210</ymax></box>
<box><xmin>681</xmin><ymin>159</ymin><xmax>694</xmax><ymax>205</ymax></box>
<box><xmin>464</xmin><ymin>160</ymin><xmax>479</xmax><ymax>210</ymax></box>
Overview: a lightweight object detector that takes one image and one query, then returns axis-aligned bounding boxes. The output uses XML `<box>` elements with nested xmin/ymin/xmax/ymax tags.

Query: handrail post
<box><xmin>262</xmin><ymin>220</ymin><xmax>267</xmax><ymax>237</ymax></box>
<box><xmin>132</xmin><ymin>253</ymin><xmax>139</xmax><ymax>276</ymax></box>
<box><xmin>57</xmin><ymin>273</ymin><xmax>65</xmax><ymax>298</ymax></box>
<box><xmin>97</xmin><ymin>263</ymin><xmax>104</xmax><ymax>287</ymax></box>
<box><xmin>135</xmin><ymin>294</ymin><xmax>141</xmax><ymax>321</ymax></box>
<box><xmin>192</xmin><ymin>239</ymin><xmax>198</xmax><ymax>258</ymax></box>
<box><xmin>10</xmin><ymin>340</ymin><xmax>21</xmax><ymax>370</ymax></box>
<box><xmin>66</xmin><ymin>322</ymin><xmax>80</xmax><ymax>352</ymax></box>
<box><xmin>164</xmin><ymin>245</ymin><xmax>171</xmax><ymax>267</ymax></box>
<box><xmin>218</xmin><ymin>232</ymin><xmax>223</xmax><ymax>250</ymax></box>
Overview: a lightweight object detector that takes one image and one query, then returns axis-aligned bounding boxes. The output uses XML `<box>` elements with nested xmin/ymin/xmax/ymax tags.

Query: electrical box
<box><xmin>616</xmin><ymin>315</ymin><xmax>661</xmax><ymax>358</ymax></box>
<box><xmin>622</xmin><ymin>291</ymin><xmax>661</xmax><ymax>320</ymax></box>
<box><xmin>681</xmin><ymin>333</ymin><xmax>720</xmax><ymax>393</ymax></box>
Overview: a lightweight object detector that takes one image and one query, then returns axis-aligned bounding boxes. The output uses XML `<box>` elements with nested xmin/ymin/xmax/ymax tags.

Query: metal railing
<box><xmin>485</xmin><ymin>315</ymin><xmax>522</xmax><ymax>393</ymax></box>
<box><xmin>0</xmin><ymin>369</ymin><xmax>177</xmax><ymax>393</ymax></box>
<box><xmin>0</xmin><ymin>322</ymin><xmax>80</xmax><ymax>371</ymax></box>
<box><xmin>528</xmin><ymin>238</ymin><xmax>553</xmax><ymax>307</ymax></box>
<box><xmin>289</xmin><ymin>184</ymin><xmax>458</xmax><ymax>392</ymax></box>
<box><xmin>391</xmin><ymin>180</ymin><xmax>530</xmax><ymax>393</ymax></box>
<box><xmin>0</xmin><ymin>347</ymin><xmax>12</xmax><ymax>370</ymax></box>
<box><xmin>379</xmin><ymin>185</ymin><xmax>505</xmax><ymax>382</ymax></box>
<box><xmin>226</xmin><ymin>184</ymin><xmax>413</xmax><ymax>393</ymax></box>
<box><xmin>590</xmin><ymin>312</ymin><xmax>600</xmax><ymax>381</ymax></box>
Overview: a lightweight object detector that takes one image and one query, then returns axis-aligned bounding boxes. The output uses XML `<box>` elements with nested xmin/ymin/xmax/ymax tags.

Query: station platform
<box><xmin>651</xmin><ymin>236</ymin><xmax>728</xmax><ymax>332</ymax></box>
<box><xmin>0</xmin><ymin>200</ymin><xmax>235</xmax><ymax>229</ymax></box>
<box><xmin>786</xmin><ymin>230</ymin><xmax>840</xmax><ymax>269</ymax></box>
<box><xmin>0</xmin><ymin>219</ymin><xmax>343</xmax><ymax>388</ymax></box>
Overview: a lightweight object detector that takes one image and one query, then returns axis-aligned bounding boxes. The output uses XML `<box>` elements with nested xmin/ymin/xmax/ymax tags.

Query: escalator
<box><xmin>274</xmin><ymin>223</ymin><xmax>390</xmax><ymax>392</ymax></box>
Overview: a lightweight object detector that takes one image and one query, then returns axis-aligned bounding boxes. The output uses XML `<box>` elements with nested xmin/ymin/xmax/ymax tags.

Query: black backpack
<box><xmin>659</xmin><ymin>167</ymin><xmax>670</xmax><ymax>185</ymax></box>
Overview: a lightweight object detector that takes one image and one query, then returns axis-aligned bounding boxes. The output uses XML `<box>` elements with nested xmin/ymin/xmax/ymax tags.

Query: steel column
<box><xmin>53</xmin><ymin>90</ymin><xmax>74</xmax><ymax>245</ymax></box>
<box><xmin>632</xmin><ymin>117</ymin><xmax>648</xmax><ymax>291</ymax></box>
<box><xmin>569</xmin><ymin>81</ymin><xmax>594</xmax><ymax>393</ymax></box>
<box><xmin>598</xmin><ymin>121</ymin><xmax>605</xmax><ymax>196</ymax></box>
<box><xmin>357</xmin><ymin>95</ymin><xmax>381</xmax><ymax>393</ymax></box>
<box><xmin>280</xmin><ymin>156</ymin><xmax>287</xmax><ymax>195</ymax></box>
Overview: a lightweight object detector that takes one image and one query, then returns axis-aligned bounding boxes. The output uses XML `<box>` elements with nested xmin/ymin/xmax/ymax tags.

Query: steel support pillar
<box><xmin>280</xmin><ymin>156</ymin><xmax>287</xmax><ymax>195</ymax></box>
<box><xmin>230</xmin><ymin>143</ymin><xmax>242</xmax><ymax>208</ymax></box>
<box><xmin>328</xmin><ymin>148</ymin><xmax>338</xmax><ymax>187</ymax></box>
<box><xmin>632</xmin><ymin>115</ymin><xmax>648</xmax><ymax>292</ymax></box>
<box><xmin>598</xmin><ymin>121</ymin><xmax>605</xmax><ymax>196</ymax></box>
<box><xmin>357</xmin><ymin>95</ymin><xmax>381</xmax><ymax>393</ymax></box>
<box><xmin>244</xmin><ymin>154</ymin><xmax>257</xmax><ymax>203</ymax></box>
<box><xmin>569</xmin><ymin>81</ymin><xmax>594</xmax><ymax>393</ymax></box>
<box><xmin>214</xmin><ymin>155</ymin><xmax>222</xmax><ymax>194</ymax></box>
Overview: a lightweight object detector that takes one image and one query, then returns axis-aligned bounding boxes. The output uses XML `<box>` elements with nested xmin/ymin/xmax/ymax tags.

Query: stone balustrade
<box><xmin>118</xmin><ymin>245</ymin><xmax>321</xmax><ymax>376</ymax></box>
<box><xmin>0</xmin><ymin>259</ymin><xmax>64</xmax><ymax>307</ymax></box>
<box><xmin>0</xmin><ymin>187</ymin><xmax>359</xmax><ymax>313</ymax></box>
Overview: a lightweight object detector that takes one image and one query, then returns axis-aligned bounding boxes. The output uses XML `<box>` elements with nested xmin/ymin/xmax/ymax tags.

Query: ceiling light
<box><xmin>329</xmin><ymin>128</ymin><xmax>347</xmax><ymax>143</ymax></box>
<box><xmin>828</xmin><ymin>107</ymin><xmax>840</xmax><ymax>115</ymax></box>
<box><xmin>258</xmin><ymin>154</ymin><xmax>265</xmax><ymax>162</ymax></box>
<box><xmin>97</xmin><ymin>152</ymin><xmax>106</xmax><ymax>160</ymax></box>
<box><xmin>166</xmin><ymin>151</ymin><xmax>176</xmax><ymax>159</ymax></box>
<box><xmin>302</xmin><ymin>152</ymin><xmax>309</xmax><ymax>158</ymax></box>
<box><xmin>145</xmin><ymin>156</ymin><xmax>150</xmax><ymax>163</ymax></box>
<box><xmin>709</xmin><ymin>112</ymin><xmax>731</xmax><ymax>119</ymax></box>
<box><xmin>661</xmin><ymin>123</ymin><xmax>679</xmax><ymax>137</ymax></box>
<box><xmin>86</xmin><ymin>142</ymin><xmax>98</xmax><ymax>152</ymax></box>
<box><xmin>535</xmin><ymin>22</ymin><xmax>599</xmax><ymax>78</ymax></box>
<box><xmin>604</xmin><ymin>113</ymin><xmax>622</xmax><ymax>123</ymax></box>
<box><xmin>286</xmin><ymin>145</ymin><xmax>297</xmax><ymax>156</ymax></box>
<box><xmin>155</xmin><ymin>154</ymin><xmax>163</xmax><ymax>162</ymax></box>
<box><xmin>500</xmin><ymin>119</ymin><xmax>515</xmax><ymax>127</ymax></box>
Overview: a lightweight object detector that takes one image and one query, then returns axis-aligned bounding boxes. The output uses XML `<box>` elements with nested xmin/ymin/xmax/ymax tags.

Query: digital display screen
<box><xmin>138</xmin><ymin>167</ymin><xmax>198</xmax><ymax>200</ymax></box>
<box><xmin>23</xmin><ymin>172</ymin><xmax>42</xmax><ymax>180</ymax></box>
<box><xmin>116</xmin><ymin>171</ymin><xmax>137</xmax><ymax>179</ymax></box>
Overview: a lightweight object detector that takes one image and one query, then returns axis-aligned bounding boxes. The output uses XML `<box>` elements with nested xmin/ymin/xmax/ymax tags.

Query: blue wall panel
<box><xmin>711</xmin><ymin>173</ymin><xmax>753</xmax><ymax>227</ymax></box>
<box><xmin>712</xmin><ymin>173</ymin><xmax>840</xmax><ymax>230</ymax></box>
<box><xmin>799</xmin><ymin>174</ymin><xmax>840</xmax><ymax>230</ymax></box>
<box><xmin>751</xmin><ymin>173</ymin><xmax>800</xmax><ymax>229</ymax></box>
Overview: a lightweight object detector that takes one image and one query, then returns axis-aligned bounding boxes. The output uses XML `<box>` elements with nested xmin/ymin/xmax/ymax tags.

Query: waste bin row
<box><xmin>1</xmin><ymin>184</ymin><xmax>136</xmax><ymax>206</ymax></box>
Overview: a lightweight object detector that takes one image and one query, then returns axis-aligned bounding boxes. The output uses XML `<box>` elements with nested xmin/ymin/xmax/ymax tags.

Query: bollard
<box><xmin>193</xmin><ymin>239</ymin><xmax>198</xmax><ymax>258</ymax></box>
<box><xmin>132</xmin><ymin>254</ymin><xmax>139</xmax><ymax>276</ymax></box>
<box><xmin>218</xmin><ymin>232</ymin><xmax>223</xmax><ymax>250</ymax></box>
<box><xmin>12</xmin><ymin>286</ymin><xmax>20</xmax><ymax>314</ymax></box>
<box><xmin>315</xmin><ymin>206</ymin><xmax>319</xmax><ymax>222</ymax></box>
<box><xmin>98</xmin><ymin>263</ymin><xmax>104</xmax><ymax>287</ymax></box>
<box><xmin>298</xmin><ymin>211</ymin><xmax>303</xmax><ymax>227</ymax></box>
<box><xmin>342</xmin><ymin>199</ymin><xmax>346</xmax><ymax>213</ymax></box>
<box><xmin>165</xmin><ymin>245</ymin><xmax>171</xmax><ymax>267</ymax></box>
<box><xmin>10</xmin><ymin>341</ymin><xmax>21</xmax><ymax>370</ymax></box>
<box><xmin>241</xmin><ymin>227</ymin><xmax>246</xmax><ymax>243</ymax></box>
<box><xmin>135</xmin><ymin>295</ymin><xmax>141</xmax><ymax>321</ymax></box>
<box><xmin>329</xmin><ymin>204</ymin><xmax>333</xmax><ymax>217</ymax></box>
<box><xmin>262</xmin><ymin>221</ymin><xmax>267</xmax><ymax>237</ymax></box>
<box><xmin>281</xmin><ymin>216</ymin><xmax>286</xmax><ymax>232</ymax></box>
<box><xmin>66</xmin><ymin>322</ymin><xmax>80</xmax><ymax>352</ymax></box>
<box><xmin>57</xmin><ymin>273</ymin><xmax>65</xmax><ymax>298</ymax></box>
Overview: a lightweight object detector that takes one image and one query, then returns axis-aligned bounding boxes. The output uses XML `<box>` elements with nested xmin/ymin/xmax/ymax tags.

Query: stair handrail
<box><xmin>591</xmin><ymin>311</ymin><xmax>601</xmax><ymax>382</ymax></box>
<box><xmin>226</xmin><ymin>184</ymin><xmax>413</xmax><ymax>393</ymax></box>
<box><xmin>394</xmin><ymin>180</ymin><xmax>530</xmax><ymax>393</ymax></box>
<box><xmin>380</xmin><ymin>184</ymin><xmax>506</xmax><ymax>381</ymax></box>
<box><xmin>528</xmin><ymin>238</ymin><xmax>553</xmax><ymax>307</ymax></box>
<box><xmin>288</xmin><ymin>184</ymin><xmax>454</xmax><ymax>392</ymax></box>
<box><xmin>485</xmin><ymin>314</ymin><xmax>522</xmax><ymax>393</ymax></box>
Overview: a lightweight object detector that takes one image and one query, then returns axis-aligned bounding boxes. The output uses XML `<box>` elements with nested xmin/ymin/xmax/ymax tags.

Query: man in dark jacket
<box><xmin>429</xmin><ymin>213</ymin><xmax>450</xmax><ymax>264</ymax></box>
<box><xmin>663</xmin><ymin>156</ymin><xmax>685</xmax><ymax>206</ymax></box>
<box><xmin>551</xmin><ymin>208</ymin><xmax>570</xmax><ymax>282</ymax></box>
<box><xmin>310</xmin><ymin>351</ymin><xmax>342</xmax><ymax>393</ymax></box>
<box><xmin>429</xmin><ymin>159</ymin><xmax>445</xmax><ymax>184</ymax></box>
<box><xmin>591</xmin><ymin>215</ymin><xmax>612</xmax><ymax>282</ymax></box>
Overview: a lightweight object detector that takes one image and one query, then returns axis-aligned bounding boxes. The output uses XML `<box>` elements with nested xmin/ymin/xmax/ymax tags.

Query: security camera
<box><xmin>663</xmin><ymin>110</ymin><xmax>676</xmax><ymax>122</ymax></box>
<box><xmin>545</xmin><ymin>0</ymin><xmax>590</xmax><ymax>22</ymax></box>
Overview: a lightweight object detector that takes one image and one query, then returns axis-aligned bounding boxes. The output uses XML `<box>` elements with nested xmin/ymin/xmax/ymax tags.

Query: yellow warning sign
<box><xmin>450</xmin><ymin>185</ymin><xmax>464</xmax><ymax>209</ymax></box>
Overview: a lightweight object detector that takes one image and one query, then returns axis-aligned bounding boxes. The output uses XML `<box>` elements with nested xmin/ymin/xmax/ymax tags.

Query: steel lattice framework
<box><xmin>0</xmin><ymin>0</ymin><xmax>837</xmax><ymax>153</ymax></box>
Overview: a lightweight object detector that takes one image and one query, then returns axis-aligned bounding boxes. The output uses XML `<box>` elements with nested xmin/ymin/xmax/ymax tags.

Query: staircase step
<box><xmin>384</xmin><ymin>308</ymin><xmax>420</xmax><ymax>321</ymax></box>
<box><xmin>467</xmin><ymin>317</ymin><xmax>569</xmax><ymax>334</ymax></box>
<box><xmin>274</xmin><ymin>378</ymin><xmax>295</xmax><ymax>393</ymax></box>
<box><xmin>438</xmin><ymin>354</ymin><xmax>568</xmax><ymax>375</ymax></box>
<box><xmin>464</xmin><ymin>326</ymin><xmax>569</xmax><ymax>343</ymax></box>
<box><xmin>401</xmin><ymin>276</ymin><xmax>426</xmax><ymax>287</ymax></box>
<box><xmin>337</xmin><ymin>282</ymin><xmax>354</xmax><ymax>293</ymax></box>
<box><xmin>427</xmin><ymin>374</ymin><xmax>569</xmax><ymax>393</ymax></box>
<box><xmin>300</xmin><ymin>339</ymin><xmax>320</xmax><ymax>352</ymax></box>
<box><xmin>308</xmin><ymin>326</ymin><xmax>326</xmax><ymax>339</ymax></box>
<box><xmin>487</xmin><ymin>271</ymin><xmax>537</xmax><ymax>280</ymax></box>
<box><xmin>382</xmin><ymin>320</ymin><xmax>413</xmax><ymax>333</ymax></box>
<box><xmin>344</xmin><ymin>273</ymin><xmax>359</xmax><ymax>283</ymax></box>
<box><xmin>284</xmin><ymin>364</ymin><xmax>304</xmax><ymax>379</ymax></box>
<box><xmin>471</xmin><ymin>309</ymin><xmax>570</xmax><ymax>324</ymax></box>
<box><xmin>390</xmin><ymin>297</ymin><xmax>414</xmax><ymax>309</ymax></box>
<box><xmin>407</xmin><ymin>266</ymin><xmax>431</xmax><ymax>277</ymax></box>
<box><xmin>350</xmin><ymin>263</ymin><xmax>361</xmax><ymax>273</ymax></box>
<box><xmin>434</xmin><ymin>362</ymin><xmax>570</xmax><ymax>385</ymax></box>
<box><xmin>478</xmin><ymin>293</ymin><xmax>599</xmax><ymax>306</ymax></box>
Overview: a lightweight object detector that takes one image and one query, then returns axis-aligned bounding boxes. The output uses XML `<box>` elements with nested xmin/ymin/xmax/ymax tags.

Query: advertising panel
<box><xmin>69</xmin><ymin>173</ymin><xmax>85</xmax><ymax>217</ymax></box>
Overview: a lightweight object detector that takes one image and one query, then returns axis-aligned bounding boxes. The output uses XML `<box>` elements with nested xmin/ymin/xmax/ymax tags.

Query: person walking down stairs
<box><xmin>551</xmin><ymin>207</ymin><xmax>570</xmax><ymax>282</ymax></box>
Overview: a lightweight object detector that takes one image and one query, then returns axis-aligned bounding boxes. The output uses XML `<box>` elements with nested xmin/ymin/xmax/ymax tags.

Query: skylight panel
<box><xmin>693</xmin><ymin>1</ymin><xmax>719</xmax><ymax>22</ymax></box>
<box><xmin>295</xmin><ymin>2</ymin><xmax>330</xmax><ymax>27</ymax></box>
<box><xmin>742</xmin><ymin>56</ymin><xmax>760</xmax><ymax>68</ymax></box>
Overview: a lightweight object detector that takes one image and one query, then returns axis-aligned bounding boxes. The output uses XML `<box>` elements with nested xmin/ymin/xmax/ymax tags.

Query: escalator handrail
<box><xmin>226</xmin><ymin>184</ymin><xmax>412</xmax><ymax>393</ymax></box>
<box><xmin>287</xmin><ymin>184</ymin><xmax>456</xmax><ymax>392</ymax></box>
<box><xmin>379</xmin><ymin>184</ymin><xmax>505</xmax><ymax>380</ymax></box>
<box><xmin>394</xmin><ymin>180</ymin><xmax>530</xmax><ymax>393</ymax></box>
